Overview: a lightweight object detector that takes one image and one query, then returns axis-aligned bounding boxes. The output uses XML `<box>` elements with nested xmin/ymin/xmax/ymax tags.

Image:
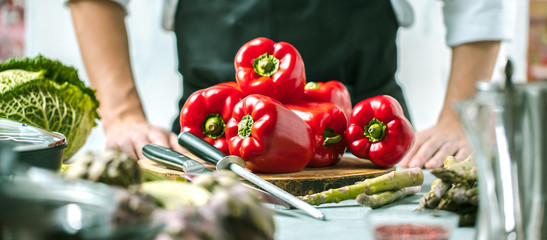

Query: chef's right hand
<box><xmin>103</xmin><ymin>119</ymin><xmax>184</xmax><ymax>160</ymax></box>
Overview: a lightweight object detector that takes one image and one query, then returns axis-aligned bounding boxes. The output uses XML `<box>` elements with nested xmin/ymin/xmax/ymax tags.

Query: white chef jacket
<box><xmin>65</xmin><ymin>0</ymin><xmax>514</xmax><ymax>47</ymax></box>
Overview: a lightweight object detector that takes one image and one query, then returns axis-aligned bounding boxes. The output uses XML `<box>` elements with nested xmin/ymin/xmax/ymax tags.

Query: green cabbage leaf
<box><xmin>0</xmin><ymin>55</ymin><xmax>100</xmax><ymax>161</ymax></box>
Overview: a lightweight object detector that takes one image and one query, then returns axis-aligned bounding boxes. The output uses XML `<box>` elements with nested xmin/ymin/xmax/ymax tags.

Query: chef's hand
<box><xmin>103</xmin><ymin>120</ymin><xmax>185</xmax><ymax>160</ymax></box>
<box><xmin>69</xmin><ymin>1</ymin><xmax>187</xmax><ymax>160</ymax></box>
<box><xmin>399</xmin><ymin>118</ymin><xmax>472</xmax><ymax>169</ymax></box>
<box><xmin>399</xmin><ymin>40</ymin><xmax>500</xmax><ymax>169</ymax></box>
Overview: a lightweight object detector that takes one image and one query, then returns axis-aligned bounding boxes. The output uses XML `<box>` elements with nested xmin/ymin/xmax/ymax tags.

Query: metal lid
<box><xmin>0</xmin><ymin>119</ymin><xmax>67</xmax><ymax>151</ymax></box>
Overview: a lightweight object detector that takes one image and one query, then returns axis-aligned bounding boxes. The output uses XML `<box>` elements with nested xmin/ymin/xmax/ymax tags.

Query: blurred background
<box><xmin>2</xmin><ymin>0</ymin><xmax>529</xmax><ymax>160</ymax></box>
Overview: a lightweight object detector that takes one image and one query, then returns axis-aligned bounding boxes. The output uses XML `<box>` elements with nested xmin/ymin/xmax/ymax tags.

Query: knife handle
<box><xmin>142</xmin><ymin>144</ymin><xmax>195</xmax><ymax>171</ymax></box>
<box><xmin>177</xmin><ymin>131</ymin><xmax>225</xmax><ymax>165</ymax></box>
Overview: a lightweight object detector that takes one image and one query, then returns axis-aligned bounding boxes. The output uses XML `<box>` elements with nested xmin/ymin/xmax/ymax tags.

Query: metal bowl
<box><xmin>0</xmin><ymin>167</ymin><xmax>163</xmax><ymax>240</ymax></box>
<box><xmin>0</xmin><ymin>119</ymin><xmax>67</xmax><ymax>171</ymax></box>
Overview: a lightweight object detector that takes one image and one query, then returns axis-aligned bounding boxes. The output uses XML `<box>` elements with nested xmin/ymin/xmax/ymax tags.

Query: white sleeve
<box><xmin>162</xmin><ymin>0</ymin><xmax>179</xmax><ymax>31</ymax></box>
<box><xmin>62</xmin><ymin>0</ymin><xmax>130</xmax><ymax>14</ymax></box>
<box><xmin>442</xmin><ymin>0</ymin><xmax>514</xmax><ymax>47</ymax></box>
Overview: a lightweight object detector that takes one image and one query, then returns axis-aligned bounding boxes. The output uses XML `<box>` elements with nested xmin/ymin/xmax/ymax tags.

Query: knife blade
<box><xmin>177</xmin><ymin>131</ymin><xmax>326</xmax><ymax>220</ymax></box>
<box><xmin>142</xmin><ymin>143</ymin><xmax>211</xmax><ymax>174</ymax></box>
<box><xmin>141</xmin><ymin>144</ymin><xmax>290</xmax><ymax>209</ymax></box>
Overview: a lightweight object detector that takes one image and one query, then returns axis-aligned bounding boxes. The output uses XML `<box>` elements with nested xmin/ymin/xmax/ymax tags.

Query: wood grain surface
<box><xmin>139</xmin><ymin>154</ymin><xmax>395</xmax><ymax>196</ymax></box>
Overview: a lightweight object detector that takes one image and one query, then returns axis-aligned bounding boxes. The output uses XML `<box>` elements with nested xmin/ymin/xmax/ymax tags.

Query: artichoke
<box><xmin>63</xmin><ymin>148</ymin><xmax>142</xmax><ymax>188</ymax></box>
<box><xmin>149</xmin><ymin>171</ymin><xmax>276</xmax><ymax>240</ymax></box>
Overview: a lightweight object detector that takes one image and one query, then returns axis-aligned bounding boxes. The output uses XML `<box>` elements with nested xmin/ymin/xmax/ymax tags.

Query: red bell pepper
<box><xmin>179</xmin><ymin>83</ymin><xmax>244</xmax><ymax>155</ymax></box>
<box><xmin>302</xmin><ymin>80</ymin><xmax>352</xmax><ymax>122</ymax></box>
<box><xmin>344</xmin><ymin>95</ymin><xmax>414</xmax><ymax>168</ymax></box>
<box><xmin>286</xmin><ymin>102</ymin><xmax>348</xmax><ymax>168</ymax></box>
<box><xmin>225</xmin><ymin>94</ymin><xmax>313</xmax><ymax>173</ymax></box>
<box><xmin>234</xmin><ymin>37</ymin><xmax>306</xmax><ymax>103</ymax></box>
<box><xmin>217</xmin><ymin>81</ymin><xmax>240</xmax><ymax>90</ymax></box>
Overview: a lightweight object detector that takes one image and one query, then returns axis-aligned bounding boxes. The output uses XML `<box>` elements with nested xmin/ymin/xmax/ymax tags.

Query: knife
<box><xmin>142</xmin><ymin>144</ymin><xmax>211</xmax><ymax>174</ymax></box>
<box><xmin>142</xmin><ymin>144</ymin><xmax>290</xmax><ymax>209</ymax></box>
<box><xmin>177</xmin><ymin>131</ymin><xmax>326</xmax><ymax>220</ymax></box>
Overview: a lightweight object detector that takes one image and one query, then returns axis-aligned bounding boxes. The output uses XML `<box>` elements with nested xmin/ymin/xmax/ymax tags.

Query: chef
<box><xmin>66</xmin><ymin>0</ymin><xmax>513</xmax><ymax>168</ymax></box>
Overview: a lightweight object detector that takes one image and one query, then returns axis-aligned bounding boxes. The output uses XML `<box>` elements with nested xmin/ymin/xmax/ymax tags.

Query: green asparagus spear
<box><xmin>363</xmin><ymin>167</ymin><xmax>424</xmax><ymax>194</ymax></box>
<box><xmin>419</xmin><ymin>178</ymin><xmax>451</xmax><ymax>209</ymax></box>
<box><xmin>430</xmin><ymin>155</ymin><xmax>477</xmax><ymax>184</ymax></box>
<box><xmin>443</xmin><ymin>183</ymin><xmax>478</xmax><ymax>206</ymax></box>
<box><xmin>298</xmin><ymin>168</ymin><xmax>423</xmax><ymax>205</ymax></box>
<box><xmin>298</xmin><ymin>186</ymin><xmax>361</xmax><ymax>205</ymax></box>
<box><xmin>356</xmin><ymin>186</ymin><xmax>422</xmax><ymax>209</ymax></box>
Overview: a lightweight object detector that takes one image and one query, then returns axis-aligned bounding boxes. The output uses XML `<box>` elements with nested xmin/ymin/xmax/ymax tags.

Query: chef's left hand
<box><xmin>400</xmin><ymin>40</ymin><xmax>500</xmax><ymax>169</ymax></box>
<box><xmin>399</xmin><ymin>118</ymin><xmax>472</xmax><ymax>169</ymax></box>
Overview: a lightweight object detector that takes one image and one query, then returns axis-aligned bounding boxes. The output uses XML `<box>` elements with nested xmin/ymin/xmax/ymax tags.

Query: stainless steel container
<box><xmin>0</xmin><ymin>148</ymin><xmax>162</xmax><ymax>240</ymax></box>
<box><xmin>0</xmin><ymin>166</ymin><xmax>117</xmax><ymax>240</ymax></box>
<box><xmin>0</xmin><ymin>118</ymin><xmax>67</xmax><ymax>171</ymax></box>
<box><xmin>457</xmin><ymin>63</ymin><xmax>547</xmax><ymax>240</ymax></box>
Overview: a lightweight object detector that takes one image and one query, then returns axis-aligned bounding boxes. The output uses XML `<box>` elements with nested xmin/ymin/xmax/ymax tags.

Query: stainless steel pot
<box><xmin>0</xmin><ymin>162</ymin><xmax>117</xmax><ymax>240</ymax></box>
<box><xmin>0</xmin><ymin>118</ymin><xmax>67</xmax><ymax>171</ymax></box>
<box><xmin>0</xmin><ymin>153</ymin><xmax>162</xmax><ymax>240</ymax></box>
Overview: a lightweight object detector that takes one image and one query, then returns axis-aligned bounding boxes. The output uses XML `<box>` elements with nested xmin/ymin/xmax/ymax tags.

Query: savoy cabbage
<box><xmin>0</xmin><ymin>55</ymin><xmax>100</xmax><ymax>161</ymax></box>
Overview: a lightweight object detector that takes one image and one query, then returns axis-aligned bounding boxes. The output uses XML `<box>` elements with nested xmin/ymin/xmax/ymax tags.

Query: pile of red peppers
<box><xmin>180</xmin><ymin>37</ymin><xmax>415</xmax><ymax>173</ymax></box>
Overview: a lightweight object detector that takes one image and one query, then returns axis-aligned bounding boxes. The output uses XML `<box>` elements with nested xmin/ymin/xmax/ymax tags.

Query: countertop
<box><xmin>272</xmin><ymin>168</ymin><xmax>475</xmax><ymax>240</ymax></box>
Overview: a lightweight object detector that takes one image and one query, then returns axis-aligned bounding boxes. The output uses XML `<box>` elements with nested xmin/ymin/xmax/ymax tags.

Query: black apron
<box><xmin>171</xmin><ymin>0</ymin><xmax>411</xmax><ymax>133</ymax></box>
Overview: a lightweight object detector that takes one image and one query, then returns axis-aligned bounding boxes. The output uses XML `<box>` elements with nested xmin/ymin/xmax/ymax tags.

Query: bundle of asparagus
<box><xmin>419</xmin><ymin>156</ymin><xmax>478</xmax><ymax>226</ymax></box>
<box><xmin>298</xmin><ymin>168</ymin><xmax>424</xmax><ymax>208</ymax></box>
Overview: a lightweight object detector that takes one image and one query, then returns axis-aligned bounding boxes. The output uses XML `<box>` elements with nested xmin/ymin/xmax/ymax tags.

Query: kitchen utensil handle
<box><xmin>178</xmin><ymin>131</ymin><xmax>224</xmax><ymax>164</ymax></box>
<box><xmin>142</xmin><ymin>144</ymin><xmax>194</xmax><ymax>170</ymax></box>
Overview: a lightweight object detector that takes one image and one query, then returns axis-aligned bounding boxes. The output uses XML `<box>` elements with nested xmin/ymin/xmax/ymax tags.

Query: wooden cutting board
<box><xmin>138</xmin><ymin>153</ymin><xmax>395</xmax><ymax>196</ymax></box>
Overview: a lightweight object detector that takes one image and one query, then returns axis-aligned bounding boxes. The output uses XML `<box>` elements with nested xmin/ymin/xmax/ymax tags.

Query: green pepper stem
<box><xmin>253</xmin><ymin>53</ymin><xmax>280</xmax><ymax>77</ymax></box>
<box><xmin>305</xmin><ymin>82</ymin><xmax>319</xmax><ymax>90</ymax></box>
<box><xmin>202</xmin><ymin>114</ymin><xmax>225</xmax><ymax>139</ymax></box>
<box><xmin>237</xmin><ymin>114</ymin><xmax>254</xmax><ymax>138</ymax></box>
<box><xmin>323</xmin><ymin>127</ymin><xmax>342</xmax><ymax>146</ymax></box>
<box><xmin>364</xmin><ymin>118</ymin><xmax>386</xmax><ymax>142</ymax></box>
